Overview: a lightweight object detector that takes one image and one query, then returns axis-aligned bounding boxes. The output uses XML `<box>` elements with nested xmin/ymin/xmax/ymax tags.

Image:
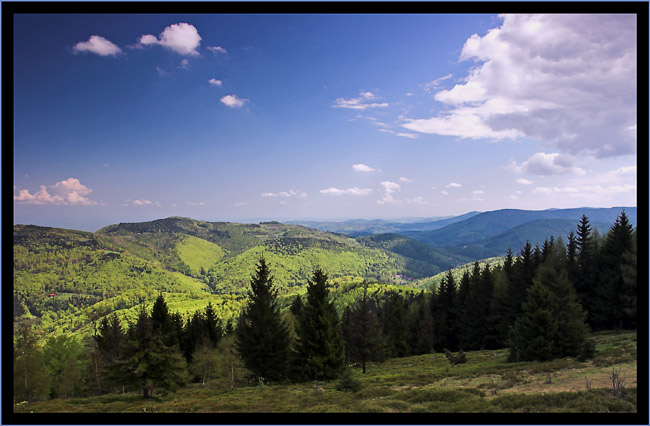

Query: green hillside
<box><xmin>14</xmin><ymin>219</ymin><xmax>441</xmax><ymax>340</ymax></box>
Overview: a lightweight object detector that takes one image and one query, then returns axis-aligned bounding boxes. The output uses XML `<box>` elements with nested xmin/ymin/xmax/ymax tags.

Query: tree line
<box><xmin>14</xmin><ymin>211</ymin><xmax>636</xmax><ymax>402</ymax></box>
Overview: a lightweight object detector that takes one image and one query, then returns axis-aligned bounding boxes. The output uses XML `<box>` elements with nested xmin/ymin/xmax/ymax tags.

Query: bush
<box><xmin>335</xmin><ymin>368</ymin><xmax>362</xmax><ymax>393</ymax></box>
<box><xmin>444</xmin><ymin>349</ymin><xmax>467</xmax><ymax>366</ymax></box>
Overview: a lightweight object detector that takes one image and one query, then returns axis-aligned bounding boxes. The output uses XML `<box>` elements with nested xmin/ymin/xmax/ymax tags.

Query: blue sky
<box><xmin>13</xmin><ymin>14</ymin><xmax>637</xmax><ymax>231</ymax></box>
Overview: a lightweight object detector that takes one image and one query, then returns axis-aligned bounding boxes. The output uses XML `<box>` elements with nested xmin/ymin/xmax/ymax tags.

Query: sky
<box><xmin>13</xmin><ymin>14</ymin><xmax>638</xmax><ymax>231</ymax></box>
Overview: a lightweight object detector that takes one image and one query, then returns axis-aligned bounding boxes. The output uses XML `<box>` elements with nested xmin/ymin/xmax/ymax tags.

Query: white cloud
<box><xmin>179</xmin><ymin>59</ymin><xmax>190</xmax><ymax>69</ymax></box>
<box><xmin>472</xmin><ymin>189</ymin><xmax>485</xmax><ymax>195</ymax></box>
<box><xmin>402</xmin><ymin>15</ymin><xmax>636</xmax><ymax>158</ymax></box>
<box><xmin>406</xmin><ymin>196</ymin><xmax>427</xmax><ymax>205</ymax></box>
<box><xmin>395</xmin><ymin>132</ymin><xmax>418</xmax><ymax>139</ymax></box>
<box><xmin>221</xmin><ymin>94</ymin><xmax>248</xmax><ymax>108</ymax></box>
<box><xmin>14</xmin><ymin>178</ymin><xmax>99</xmax><ymax>206</ymax></box>
<box><xmin>261</xmin><ymin>190</ymin><xmax>307</xmax><ymax>198</ymax></box>
<box><xmin>352</xmin><ymin>163</ymin><xmax>377</xmax><ymax>172</ymax></box>
<box><xmin>138</xmin><ymin>22</ymin><xmax>201</xmax><ymax>56</ymax></box>
<box><xmin>377</xmin><ymin>181</ymin><xmax>401</xmax><ymax>204</ymax></box>
<box><xmin>446</xmin><ymin>182</ymin><xmax>462</xmax><ymax>188</ymax></box>
<box><xmin>333</xmin><ymin>91</ymin><xmax>389</xmax><ymax>110</ymax></box>
<box><xmin>399</xmin><ymin>177</ymin><xmax>413</xmax><ymax>183</ymax></box>
<box><xmin>516</xmin><ymin>178</ymin><xmax>534</xmax><ymax>185</ymax></box>
<box><xmin>320</xmin><ymin>187</ymin><xmax>373</xmax><ymax>196</ymax></box>
<box><xmin>510</xmin><ymin>152</ymin><xmax>586</xmax><ymax>176</ymax></box>
<box><xmin>423</xmin><ymin>73</ymin><xmax>453</xmax><ymax>93</ymax></box>
<box><xmin>234</xmin><ymin>202</ymin><xmax>247</xmax><ymax>207</ymax></box>
<box><xmin>207</xmin><ymin>46</ymin><xmax>227</xmax><ymax>54</ymax></box>
<box><xmin>441</xmin><ymin>190</ymin><xmax>449</xmax><ymax>196</ymax></box>
<box><xmin>189</xmin><ymin>202</ymin><xmax>206</xmax><ymax>206</ymax></box>
<box><xmin>73</xmin><ymin>35</ymin><xmax>121</xmax><ymax>56</ymax></box>
<box><xmin>208</xmin><ymin>78</ymin><xmax>223</xmax><ymax>87</ymax></box>
<box><xmin>122</xmin><ymin>199</ymin><xmax>161</xmax><ymax>207</ymax></box>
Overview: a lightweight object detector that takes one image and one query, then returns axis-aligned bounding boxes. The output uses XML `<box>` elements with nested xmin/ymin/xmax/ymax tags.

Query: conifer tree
<box><xmin>508</xmin><ymin>280</ymin><xmax>558</xmax><ymax>362</ymax></box>
<box><xmin>575</xmin><ymin>215</ymin><xmax>597</xmax><ymax>325</ymax></box>
<box><xmin>593</xmin><ymin>210</ymin><xmax>635</xmax><ymax>330</ymax></box>
<box><xmin>346</xmin><ymin>281</ymin><xmax>386</xmax><ymax>373</ymax></box>
<box><xmin>433</xmin><ymin>270</ymin><xmax>458</xmax><ymax>351</ymax></box>
<box><xmin>381</xmin><ymin>291</ymin><xmax>410</xmax><ymax>357</ymax></box>
<box><xmin>292</xmin><ymin>268</ymin><xmax>345</xmax><ymax>380</ymax></box>
<box><xmin>118</xmin><ymin>301</ymin><xmax>188</xmax><ymax>398</ymax></box>
<box><xmin>235</xmin><ymin>258</ymin><xmax>291</xmax><ymax>382</ymax></box>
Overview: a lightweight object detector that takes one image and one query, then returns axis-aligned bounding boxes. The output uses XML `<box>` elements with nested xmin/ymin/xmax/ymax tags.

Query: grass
<box><xmin>20</xmin><ymin>330</ymin><xmax>637</xmax><ymax>413</ymax></box>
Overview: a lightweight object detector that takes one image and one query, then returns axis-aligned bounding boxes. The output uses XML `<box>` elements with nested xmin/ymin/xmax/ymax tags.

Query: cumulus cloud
<box><xmin>377</xmin><ymin>181</ymin><xmax>401</xmax><ymax>204</ymax></box>
<box><xmin>446</xmin><ymin>182</ymin><xmax>462</xmax><ymax>188</ymax></box>
<box><xmin>221</xmin><ymin>94</ymin><xmax>248</xmax><ymax>108</ymax></box>
<box><xmin>333</xmin><ymin>91</ymin><xmax>389</xmax><ymax>110</ymax></box>
<box><xmin>179</xmin><ymin>59</ymin><xmax>190</xmax><ymax>69</ymax></box>
<box><xmin>399</xmin><ymin>177</ymin><xmax>413</xmax><ymax>183</ymax></box>
<box><xmin>261</xmin><ymin>190</ymin><xmax>307</xmax><ymax>198</ymax></box>
<box><xmin>14</xmin><ymin>178</ymin><xmax>99</xmax><ymax>206</ymax></box>
<box><xmin>509</xmin><ymin>152</ymin><xmax>586</xmax><ymax>176</ymax></box>
<box><xmin>402</xmin><ymin>14</ymin><xmax>636</xmax><ymax>158</ymax></box>
<box><xmin>73</xmin><ymin>35</ymin><xmax>121</xmax><ymax>56</ymax></box>
<box><xmin>138</xmin><ymin>23</ymin><xmax>202</xmax><ymax>56</ymax></box>
<box><xmin>516</xmin><ymin>178</ymin><xmax>534</xmax><ymax>185</ymax></box>
<box><xmin>320</xmin><ymin>187</ymin><xmax>373</xmax><ymax>196</ymax></box>
<box><xmin>207</xmin><ymin>46</ymin><xmax>227</xmax><ymax>54</ymax></box>
<box><xmin>352</xmin><ymin>163</ymin><xmax>377</xmax><ymax>172</ymax></box>
<box><xmin>441</xmin><ymin>190</ymin><xmax>449</xmax><ymax>196</ymax></box>
<box><xmin>406</xmin><ymin>196</ymin><xmax>427</xmax><ymax>205</ymax></box>
<box><xmin>473</xmin><ymin>189</ymin><xmax>485</xmax><ymax>195</ymax></box>
<box><xmin>208</xmin><ymin>78</ymin><xmax>223</xmax><ymax>87</ymax></box>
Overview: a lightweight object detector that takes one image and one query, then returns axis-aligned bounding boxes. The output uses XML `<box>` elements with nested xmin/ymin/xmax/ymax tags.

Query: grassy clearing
<box><xmin>176</xmin><ymin>236</ymin><xmax>225</xmax><ymax>275</ymax></box>
<box><xmin>20</xmin><ymin>331</ymin><xmax>636</xmax><ymax>413</ymax></box>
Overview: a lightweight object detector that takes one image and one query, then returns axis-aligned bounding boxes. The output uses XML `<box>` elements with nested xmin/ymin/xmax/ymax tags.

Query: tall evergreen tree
<box><xmin>508</xmin><ymin>280</ymin><xmax>558</xmax><ymax>362</ymax></box>
<box><xmin>381</xmin><ymin>291</ymin><xmax>410</xmax><ymax>357</ymax></box>
<box><xmin>117</xmin><ymin>301</ymin><xmax>188</xmax><ymax>398</ymax></box>
<box><xmin>292</xmin><ymin>268</ymin><xmax>345</xmax><ymax>381</ymax></box>
<box><xmin>235</xmin><ymin>258</ymin><xmax>291</xmax><ymax>382</ymax></box>
<box><xmin>592</xmin><ymin>210</ymin><xmax>635</xmax><ymax>330</ymax></box>
<box><xmin>433</xmin><ymin>270</ymin><xmax>458</xmax><ymax>351</ymax></box>
<box><xmin>575</xmin><ymin>215</ymin><xmax>597</xmax><ymax>325</ymax></box>
<box><xmin>345</xmin><ymin>281</ymin><xmax>387</xmax><ymax>373</ymax></box>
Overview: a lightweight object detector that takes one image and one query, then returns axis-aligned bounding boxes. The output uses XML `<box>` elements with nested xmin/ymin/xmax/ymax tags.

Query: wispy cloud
<box><xmin>73</xmin><ymin>35</ymin><xmax>121</xmax><ymax>56</ymax></box>
<box><xmin>333</xmin><ymin>91</ymin><xmax>388</xmax><ymax>110</ymax></box>
<box><xmin>261</xmin><ymin>190</ymin><xmax>307</xmax><ymax>198</ymax></box>
<box><xmin>122</xmin><ymin>199</ymin><xmax>161</xmax><ymax>207</ymax></box>
<box><xmin>377</xmin><ymin>181</ymin><xmax>401</xmax><ymax>204</ymax></box>
<box><xmin>422</xmin><ymin>73</ymin><xmax>452</xmax><ymax>93</ymax></box>
<box><xmin>516</xmin><ymin>178</ymin><xmax>534</xmax><ymax>185</ymax></box>
<box><xmin>138</xmin><ymin>22</ymin><xmax>202</xmax><ymax>56</ymax></box>
<box><xmin>399</xmin><ymin>177</ymin><xmax>413</xmax><ymax>183</ymax></box>
<box><xmin>320</xmin><ymin>187</ymin><xmax>373</xmax><ymax>196</ymax></box>
<box><xmin>208</xmin><ymin>78</ymin><xmax>223</xmax><ymax>87</ymax></box>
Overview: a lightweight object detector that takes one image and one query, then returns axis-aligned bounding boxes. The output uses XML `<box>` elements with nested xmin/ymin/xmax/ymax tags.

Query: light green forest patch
<box><xmin>176</xmin><ymin>235</ymin><xmax>225</xmax><ymax>275</ymax></box>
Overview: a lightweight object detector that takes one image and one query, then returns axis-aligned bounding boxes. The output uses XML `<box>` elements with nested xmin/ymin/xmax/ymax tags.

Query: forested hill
<box><xmin>14</xmin><ymin>218</ymin><xmax>463</xmax><ymax>338</ymax></box>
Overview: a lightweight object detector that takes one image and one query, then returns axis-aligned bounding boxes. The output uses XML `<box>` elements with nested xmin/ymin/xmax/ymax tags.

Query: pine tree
<box><xmin>346</xmin><ymin>281</ymin><xmax>386</xmax><ymax>373</ymax></box>
<box><xmin>575</xmin><ymin>215</ymin><xmax>598</xmax><ymax>325</ymax></box>
<box><xmin>118</xmin><ymin>302</ymin><xmax>188</xmax><ymax>398</ymax></box>
<box><xmin>43</xmin><ymin>334</ymin><xmax>85</xmax><ymax>399</ymax></box>
<box><xmin>433</xmin><ymin>270</ymin><xmax>458</xmax><ymax>351</ymax></box>
<box><xmin>381</xmin><ymin>291</ymin><xmax>410</xmax><ymax>357</ymax></box>
<box><xmin>508</xmin><ymin>281</ymin><xmax>558</xmax><ymax>362</ymax></box>
<box><xmin>592</xmin><ymin>210</ymin><xmax>635</xmax><ymax>330</ymax></box>
<box><xmin>292</xmin><ymin>268</ymin><xmax>345</xmax><ymax>381</ymax></box>
<box><xmin>235</xmin><ymin>258</ymin><xmax>291</xmax><ymax>382</ymax></box>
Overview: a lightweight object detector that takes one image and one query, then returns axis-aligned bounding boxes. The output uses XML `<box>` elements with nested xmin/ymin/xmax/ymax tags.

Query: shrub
<box><xmin>444</xmin><ymin>349</ymin><xmax>467</xmax><ymax>366</ymax></box>
<box><xmin>335</xmin><ymin>368</ymin><xmax>362</xmax><ymax>393</ymax></box>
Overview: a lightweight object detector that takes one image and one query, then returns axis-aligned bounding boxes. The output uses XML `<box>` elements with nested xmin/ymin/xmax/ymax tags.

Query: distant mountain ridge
<box><xmin>400</xmin><ymin>207</ymin><xmax>636</xmax><ymax>247</ymax></box>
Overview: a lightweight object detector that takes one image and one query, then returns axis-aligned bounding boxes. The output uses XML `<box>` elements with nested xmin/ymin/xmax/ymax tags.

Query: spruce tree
<box><xmin>434</xmin><ymin>270</ymin><xmax>458</xmax><ymax>351</ymax></box>
<box><xmin>575</xmin><ymin>215</ymin><xmax>597</xmax><ymax>325</ymax></box>
<box><xmin>381</xmin><ymin>291</ymin><xmax>410</xmax><ymax>357</ymax></box>
<box><xmin>592</xmin><ymin>210</ymin><xmax>635</xmax><ymax>330</ymax></box>
<box><xmin>292</xmin><ymin>268</ymin><xmax>345</xmax><ymax>381</ymax></box>
<box><xmin>346</xmin><ymin>281</ymin><xmax>386</xmax><ymax>373</ymax></box>
<box><xmin>235</xmin><ymin>258</ymin><xmax>291</xmax><ymax>382</ymax></box>
<box><xmin>508</xmin><ymin>280</ymin><xmax>558</xmax><ymax>362</ymax></box>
